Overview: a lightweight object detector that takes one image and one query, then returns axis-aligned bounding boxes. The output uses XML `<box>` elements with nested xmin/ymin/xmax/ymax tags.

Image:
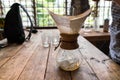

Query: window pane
<box><xmin>36</xmin><ymin>0</ymin><xmax>67</xmax><ymax>27</ymax></box>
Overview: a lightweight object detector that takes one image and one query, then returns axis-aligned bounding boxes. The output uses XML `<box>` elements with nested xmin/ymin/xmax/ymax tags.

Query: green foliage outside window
<box><xmin>36</xmin><ymin>0</ymin><xmax>58</xmax><ymax>27</ymax></box>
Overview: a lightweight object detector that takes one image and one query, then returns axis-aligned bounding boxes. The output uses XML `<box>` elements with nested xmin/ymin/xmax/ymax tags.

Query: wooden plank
<box><xmin>0</xmin><ymin>31</ymin><xmax>42</xmax><ymax>80</ymax></box>
<box><xmin>45</xmin><ymin>46</ymin><xmax>71</xmax><ymax>80</ymax></box>
<box><xmin>71</xmin><ymin>52</ymin><xmax>99</xmax><ymax>80</ymax></box>
<box><xmin>80</xmin><ymin>28</ymin><xmax>110</xmax><ymax>37</ymax></box>
<box><xmin>80</xmin><ymin>29</ymin><xmax>110</xmax><ymax>42</ymax></box>
<box><xmin>84</xmin><ymin>35</ymin><xmax>110</xmax><ymax>42</ymax></box>
<box><xmin>78</xmin><ymin>36</ymin><xmax>120</xmax><ymax>80</ymax></box>
<box><xmin>0</xmin><ymin>31</ymin><xmax>38</xmax><ymax>67</ymax></box>
<box><xmin>18</xmin><ymin>31</ymin><xmax>49</xmax><ymax>80</ymax></box>
<box><xmin>44</xmin><ymin>30</ymin><xmax>71</xmax><ymax>80</ymax></box>
<box><xmin>103</xmin><ymin>60</ymin><xmax>120</xmax><ymax>80</ymax></box>
<box><xmin>0</xmin><ymin>44</ymin><xmax>22</xmax><ymax>67</ymax></box>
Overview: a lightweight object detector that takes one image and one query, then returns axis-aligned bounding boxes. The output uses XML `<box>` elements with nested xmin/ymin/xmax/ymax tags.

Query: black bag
<box><xmin>4</xmin><ymin>3</ymin><xmax>37</xmax><ymax>44</ymax></box>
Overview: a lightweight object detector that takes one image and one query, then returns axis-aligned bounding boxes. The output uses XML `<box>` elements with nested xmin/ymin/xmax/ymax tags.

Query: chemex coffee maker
<box><xmin>48</xmin><ymin>8</ymin><xmax>91</xmax><ymax>71</ymax></box>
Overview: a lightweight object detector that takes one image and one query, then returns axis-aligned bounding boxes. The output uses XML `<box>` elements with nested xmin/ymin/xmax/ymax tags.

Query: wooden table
<box><xmin>0</xmin><ymin>29</ymin><xmax>120</xmax><ymax>80</ymax></box>
<box><xmin>80</xmin><ymin>28</ymin><xmax>110</xmax><ymax>55</ymax></box>
<box><xmin>80</xmin><ymin>28</ymin><xmax>110</xmax><ymax>42</ymax></box>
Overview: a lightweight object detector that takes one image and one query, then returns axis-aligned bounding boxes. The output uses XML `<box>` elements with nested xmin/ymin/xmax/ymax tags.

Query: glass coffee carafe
<box><xmin>48</xmin><ymin>9</ymin><xmax>91</xmax><ymax>71</ymax></box>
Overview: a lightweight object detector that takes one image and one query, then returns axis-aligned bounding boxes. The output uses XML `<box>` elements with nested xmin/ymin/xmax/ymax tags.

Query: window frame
<box><xmin>1</xmin><ymin>0</ymin><xmax>112</xmax><ymax>29</ymax></box>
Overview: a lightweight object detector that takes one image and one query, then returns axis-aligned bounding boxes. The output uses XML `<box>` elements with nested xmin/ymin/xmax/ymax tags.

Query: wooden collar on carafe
<box><xmin>60</xmin><ymin>33</ymin><xmax>79</xmax><ymax>50</ymax></box>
